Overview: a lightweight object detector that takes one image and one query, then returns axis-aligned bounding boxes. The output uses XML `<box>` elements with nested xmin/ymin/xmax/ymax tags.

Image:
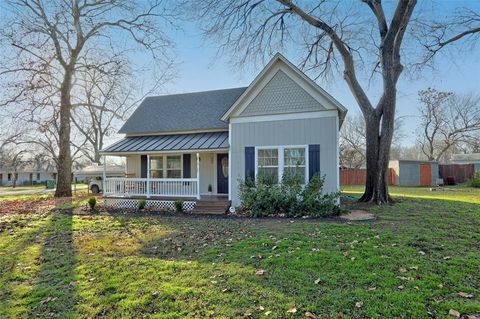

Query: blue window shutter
<box><xmin>245</xmin><ymin>147</ymin><xmax>255</xmax><ymax>181</ymax></box>
<box><xmin>308</xmin><ymin>144</ymin><xmax>320</xmax><ymax>180</ymax></box>
<box><xmin>140</xmin><ymin>155</ymin><xmax>148</xmax><ymax>178</ymax></box>
<box><xmin>183</xmin><ymin>154</ymin><xmax>191</xmax><ymax>178</ymax></box>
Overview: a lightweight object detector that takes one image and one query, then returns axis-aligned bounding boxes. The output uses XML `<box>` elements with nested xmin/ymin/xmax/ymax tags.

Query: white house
<box><xmin>101</xmin><ymin>53</ymin><xmax>347</xmax><ymax>212</ymax></box>
<box><xmin>0</xmin><ymin>165</ymin><xmax>56</xmax><ymax>187</ymax></box>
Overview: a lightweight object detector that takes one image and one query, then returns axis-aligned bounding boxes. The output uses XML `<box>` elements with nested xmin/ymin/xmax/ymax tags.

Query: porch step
<box><xmin>193</xmin><ymin>199</ymin><xmax>230</xmax><ymax>214</ymax></box>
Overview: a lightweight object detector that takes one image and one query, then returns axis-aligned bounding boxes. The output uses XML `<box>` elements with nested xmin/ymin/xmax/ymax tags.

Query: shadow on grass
<box><xmin>27</xmin><ymin>206</ymin><xmax>78</xmax><ymax>317</ymax></box>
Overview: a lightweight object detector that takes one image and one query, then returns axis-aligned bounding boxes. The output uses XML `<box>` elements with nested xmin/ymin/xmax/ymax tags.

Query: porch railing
<box><xmin>104</xmin><ymin>177</ymin><xmax>200</xmax><ymax>199</ymax></box>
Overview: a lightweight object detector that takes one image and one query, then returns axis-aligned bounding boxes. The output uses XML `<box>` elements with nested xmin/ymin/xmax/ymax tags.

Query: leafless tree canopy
<box><xmin>340</xmin><ymin>112</ymin><xmax>405</xmax><ymax>168</ymax></box>
<box><xmin>417</xmin><ymin>6</ymin><xmax>480</xmax><ymax>62</ymax></box>
<box><xmin>192</xmin><ymin>0</ymin><xmax>418</xmax><ymax>203</ymax></box>
<box><xmin>0</xmin><ymin>0</ymin><xmax>176</xmax><ymax>196</ymax></box>
<box><xmin>417</xmin><ymin>88</ymin><xmax>480</xmax><ymax>162</ymax></box>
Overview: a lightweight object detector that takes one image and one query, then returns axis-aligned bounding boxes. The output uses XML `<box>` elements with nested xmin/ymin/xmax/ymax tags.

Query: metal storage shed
<box><xmin>389</xmin><ymin>160</ymin><xmax>439</xmax><ymax>187</ymax></box>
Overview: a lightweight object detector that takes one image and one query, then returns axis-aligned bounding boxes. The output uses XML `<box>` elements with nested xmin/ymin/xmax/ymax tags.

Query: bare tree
<box><xmin>340</xmin><ymin>113</ymin><xmax>367</xmax><ymax>169</ymax></box>
<box><xmin>192</xmin><ymin>0</ymin><xmax>425</xmax><ymax>203</ymax></box>
<box><xmin>419</xmin><ymin>7</ymin><xmax>480</xmax><ymax>62</ymax></box>
<box><xmin>340</xmin><ymin>112</ymin><xmax>405</xmax><ymax>168</ymax></box>
<box><xmin>70</xmin><ymin>57</ymin><xmax>172</xmax><ymax>164</ymax></box>
<box><xmin>417</xmin><ymin>88</ymin><xmax>480</xmax><ymax>162</ymax></box>
<box><xmin>0</xmin><ymin>0</ymin><xmax>174</xmax><ymax>197</ymax></box>
<box><xmin>0</xmin><ymin>147</ymin><xmax>29</xmax><ymax>188</ymax></box>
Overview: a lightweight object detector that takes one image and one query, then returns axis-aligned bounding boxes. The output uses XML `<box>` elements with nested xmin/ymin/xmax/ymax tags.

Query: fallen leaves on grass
<box><xmin>355</xmin><ymin>301</ymin><xmax>363</xmax><ymax>308</ymax></box>
<box><xmin>457</xmin><ymin>292</ymin><xmax>474</xmax><ymax>298</ymax></box>
<box><xmin>287</xmin><ymin>306</ymin><xmax>297</xmax><ymax>314</ymax></box>
<box><xmin>255</xmin><ymin>269</ymin><xmax>266</xmax><ymax>276</ymax></box>
<box><xmin>448</xmin><ymin>309</ymin><xmax>461</xmax><ymax>318</ymax></box>
<box><xmin>305</xmin><ymin>311</ymin><xmax>317</xmax><ymax>318</ymax></box>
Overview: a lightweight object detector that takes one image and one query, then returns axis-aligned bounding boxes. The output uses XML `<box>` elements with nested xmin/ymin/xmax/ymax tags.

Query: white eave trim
<box><xmin>230</xmin><ymin>110</ymin><xmax>338</xmax><ymax>124</ymax></box>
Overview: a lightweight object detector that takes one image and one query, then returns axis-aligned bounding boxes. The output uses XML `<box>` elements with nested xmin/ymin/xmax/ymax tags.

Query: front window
<box><xmin>256</xmin><ymin>146</ymin><xmax>307</xmax><ymax>184</ymax></box>
<box><xmin>150</xmin><ymin>156</ymin><xmax>164</xmax><ymax>178</ymax></box>
<box><xmin>166</xmin><ymin>156</ymin><xmax>182</xmax><ymax>178</ymax></box>
<box><xmin>257</xmin><ymin>148</ymin><xmax>279</xmax><ymax>183</ymax></box>
<box><xmin>284</xmin><ymin>147</ymin><xmax>306</xmax><ymax>182</ymax></box>
<box><xmin>149</xmin><ymin>155</ymin><xmax>182</xmax><ymax>178</ymax></box>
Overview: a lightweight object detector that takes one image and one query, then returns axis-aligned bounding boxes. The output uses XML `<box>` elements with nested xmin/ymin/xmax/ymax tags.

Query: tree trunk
<box><xmin>55</xmin><ymin>69</ymin><xmax>74</xmax><ymax>197</ymax></box>
<box><xmin>359</xmin><ymin>99</ymin><xmax>395</xmax><ymax>204</ymax></box>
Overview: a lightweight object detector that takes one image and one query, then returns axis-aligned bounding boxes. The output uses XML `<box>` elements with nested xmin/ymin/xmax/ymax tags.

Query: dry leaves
<box><xmin>305</xmin><ymin>311</ymin><xmax>317</xmax><ymax>318</ymax></box>
<box><xmin>287</xmin><ymin>306</ymin><xmax>297</xmax><ymax>314</ymax></box>
<box><xmin>458</xmin><ymin>292</ymin><xmax>474</xmax><ymax>299</ymax></box>
<box><xmin>355</xmin><ymin>301</ymin><xmax>363</xmax><ymax>308</ymax></box>
<box><xmin>255</xmin><ymin>269</ymin><xmax>266</xmax><ymax>276</ymax></box>
<box><xmin>448</xmin><ymin>309</ymin><xmax>461</xmax><ymax>318</ymax></box>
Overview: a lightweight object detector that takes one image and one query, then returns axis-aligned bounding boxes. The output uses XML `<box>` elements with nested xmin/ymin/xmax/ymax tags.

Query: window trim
<box><xmin>149</xmin><ymin>154</ymin><xmax>183</xmax><ymax>179</ymax></box>
<box><xmin>254</xmin><ymin>145</ymin><xmax>309</xmax><ymax>184</ymax></box>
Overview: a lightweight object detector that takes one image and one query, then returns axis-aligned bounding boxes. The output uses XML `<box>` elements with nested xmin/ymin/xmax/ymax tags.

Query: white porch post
<box><xmin>196</xmin><ymin>152</ymin><xmax>200</xmax><ymax>199</ymax></box>
<box><xmin>146</xmin><ymin>154</ymin><xmax>151</xmax><ymax>198</ymax></box>
<box><xmin>102</xmin><ymin>155</ymin><xmax>106</xmax><ymax>196</ymax></box>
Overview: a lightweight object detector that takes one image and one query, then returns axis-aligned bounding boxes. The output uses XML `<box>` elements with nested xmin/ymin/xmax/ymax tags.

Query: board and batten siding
<box><xmin>230</xmin><ymin>116</ymin><xmax>338</xmax><ymax>206</ymax></box>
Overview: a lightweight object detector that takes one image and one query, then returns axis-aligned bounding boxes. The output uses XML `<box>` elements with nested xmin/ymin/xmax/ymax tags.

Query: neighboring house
<box><xmin>74</xmin><ymin>164</ymin><xmax>125</xmax><ymax>183</ymax></box>
<box><xmin>451</xmin><ymin>153</ymin><xmax>480</xmax><ymax>171</ymax></box>
<box><xmin>0</xmin><ymin>165</ymin><xmax>56</xmax><ymax>187</ymax></box>
<box><xmin>389</xmin><ymin>160</ymin><xmax>439</xmax><ymax>187</ymax></box>
<box><xmin>100</xmin><ymin>53</ymin><xmax>347</xmax><ymax>212</ymax></box>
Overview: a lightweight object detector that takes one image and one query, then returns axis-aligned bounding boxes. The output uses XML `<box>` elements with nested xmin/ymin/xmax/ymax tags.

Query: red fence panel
<box><xmin>340</xmin><ymin>168</ymin><xmax>396</xmax><ymax>186</ymax></box>
<box><xmin>438</xmin><ymin>164</ymin><xmax>475</xmax><ymax>184</ymax></box>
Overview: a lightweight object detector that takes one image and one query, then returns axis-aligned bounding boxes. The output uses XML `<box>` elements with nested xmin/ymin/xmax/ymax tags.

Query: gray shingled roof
<box><xmin>118</xmin><ymin>87</ymin><xmax>247</xmax><ymax>134</ymax></box>
<box><xmin>102</xmin><ymin>131</ymin><xmax>229</xmax><ymax>154</ymax></box>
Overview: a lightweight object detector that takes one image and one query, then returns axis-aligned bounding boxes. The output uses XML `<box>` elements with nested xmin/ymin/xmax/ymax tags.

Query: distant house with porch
<box><xmin>101</xmin><ymin>53</ymin><xmax>348</xmax><ymax>212</ymax></box>
<box><xmin>0</xmin><ymin>164</ymin><xmax>56</xmax><ymax>187</ymax></box>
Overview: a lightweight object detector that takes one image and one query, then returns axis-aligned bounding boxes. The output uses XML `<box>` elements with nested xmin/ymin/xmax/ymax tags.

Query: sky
<box><xmin>0</xmin><ymin>0</ymin><xmax>478</xmax><ymax>149</ymax></box>
<box><xmin>153</xmin><ymin>1</ymin><xmax>480</xmax><ymax>147</ymax></box>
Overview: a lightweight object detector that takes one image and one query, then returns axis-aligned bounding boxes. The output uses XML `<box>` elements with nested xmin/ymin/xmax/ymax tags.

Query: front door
<box><xmin>217</xmin><ymin>154</ymin><xmax>228</xmax><ymax>194</ymax></box>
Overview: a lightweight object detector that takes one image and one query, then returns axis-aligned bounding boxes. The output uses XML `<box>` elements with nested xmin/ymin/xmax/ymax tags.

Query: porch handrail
<box><xmin>103</xmin><ymin>177</ymin><xmax>200</xmax><ymax>199</ymax></box>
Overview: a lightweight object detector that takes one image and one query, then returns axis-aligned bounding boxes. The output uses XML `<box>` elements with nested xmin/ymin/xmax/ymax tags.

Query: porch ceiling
<box><xmin>101</xmin><ymin>131</ymin><xmax>229</xmax><ymax>154</ymax></box>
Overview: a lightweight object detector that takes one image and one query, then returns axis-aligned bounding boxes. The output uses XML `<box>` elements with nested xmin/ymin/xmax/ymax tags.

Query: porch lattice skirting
<box><xmin>104</xmin><ymin>198</ymin><xmax>196</xmax><ymax>211</ymax></box>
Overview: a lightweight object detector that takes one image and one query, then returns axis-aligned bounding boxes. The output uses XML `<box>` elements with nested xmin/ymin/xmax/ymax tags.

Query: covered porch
<box><xmin>100</xmin><ymin>131</ymin><xmax>230</xmax><ymax>201</ymax></box>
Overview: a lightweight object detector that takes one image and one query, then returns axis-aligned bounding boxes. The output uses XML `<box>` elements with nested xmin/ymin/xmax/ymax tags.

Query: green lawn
<box><xmin>0</xmin><ymin>184</ymin><xmax>48</xmax><ymax>192</ymax></box>
<box><xmin>0</xmin><ymin>187</ymin><xmax>479</xmax><ymax>318</ymax></box>
<box><xmin>0</xmin><ymin>183</ymin><xmax>87</xmax><ymax>192</ymax></box>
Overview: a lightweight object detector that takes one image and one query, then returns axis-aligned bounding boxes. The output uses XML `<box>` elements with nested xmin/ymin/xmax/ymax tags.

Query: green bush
<box><xmin>174</xmin><ymin>199</ymin><xmax>184</xmax><ymax>213</ymax></box>
<box><xmin>138</xmin><ymin>200</ymin><xmax>146</xmax><ymax>210</ymax></box>
<box><xmin>88</xmin><ymin>197</ymin><xmax>96</xmax><ymax>210</ymax></box>
<box><xmin>470</xmin><ymin>171</ymin><xmax>480</xmax><ymax>188</ymax></box>
<box><xmin>239</xmin><ymin>174</ymin><xmax>340</xmax><ymax>218</ymax></box>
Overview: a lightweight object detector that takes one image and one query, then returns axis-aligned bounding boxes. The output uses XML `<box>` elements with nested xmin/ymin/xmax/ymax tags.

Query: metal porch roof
<box><xmin>101</xmin><ymin>131</ymin><xmax>229</xmax><ymax>154</ymax></box>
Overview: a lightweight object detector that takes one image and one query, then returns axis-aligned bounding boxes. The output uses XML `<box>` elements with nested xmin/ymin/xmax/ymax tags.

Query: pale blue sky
<box><xmin>1</xmin><ymin>1</ymin><xmax>478</xmax><ymax>147</ymax></box>
<box><xmin>158</xmin><ymin>2</ymin><xmax>479</xmax><ymax>146</ymax></box>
